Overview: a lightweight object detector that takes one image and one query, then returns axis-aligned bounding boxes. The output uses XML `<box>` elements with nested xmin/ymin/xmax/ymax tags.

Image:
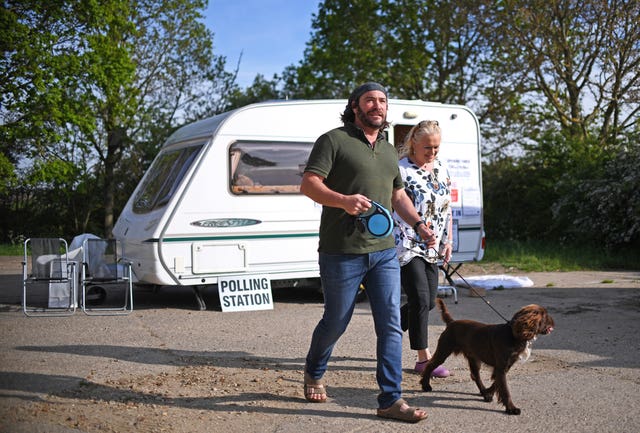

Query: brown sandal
<box><xmin>376</xmin><ymin>398</ymin><xmax>428</xmax><ymax>423</ymax></box>
<box><xmin>304</xmin><ymin>383</ymin><xmax>327</xmax><ymax>403</ymax></box>
<box><xmin>304</xmin><ymin>371</ymin><xmax>327</xmax><ymax>403</ymax></box>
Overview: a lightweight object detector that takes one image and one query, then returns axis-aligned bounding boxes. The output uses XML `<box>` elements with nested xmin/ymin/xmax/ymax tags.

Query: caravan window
<box><xmin>230</xmin><ymin>141</ymin><xmax>311</xmax><ymax>194</ymax></box>
<box><xmin>132</xmin><ymin>144</ymin><xmax>203</xmax><ymax>214</ymax></box>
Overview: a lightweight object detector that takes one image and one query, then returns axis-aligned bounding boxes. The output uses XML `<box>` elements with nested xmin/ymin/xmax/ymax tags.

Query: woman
<box><xmin>393</xmin><ymin>120</ymin><xmax>453</xmax><ymax>377</ymax></box>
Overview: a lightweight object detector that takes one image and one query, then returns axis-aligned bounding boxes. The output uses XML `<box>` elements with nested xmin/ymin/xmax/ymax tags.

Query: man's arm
<box><xmin>300</xmin><ymin>172</ymin><xmax>372</xmax><ymax>216</ymax></box>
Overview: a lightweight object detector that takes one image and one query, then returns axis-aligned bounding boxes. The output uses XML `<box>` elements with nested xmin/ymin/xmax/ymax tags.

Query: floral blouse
<box><xmin>393</xmin><ymin>156</ymin><xmax>452</xmax><ymax>265</ymax></box>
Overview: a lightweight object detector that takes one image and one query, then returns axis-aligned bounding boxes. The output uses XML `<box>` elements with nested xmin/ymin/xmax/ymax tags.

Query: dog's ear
<box><xmin>512</xmin><ymin>319</ymin><xmax>538</xmax><ymax>340</ymax></box>
<box><xmin>511</xmin><ymin>305</ymin><xmax>543</xmax><ymax>340</ymax></box>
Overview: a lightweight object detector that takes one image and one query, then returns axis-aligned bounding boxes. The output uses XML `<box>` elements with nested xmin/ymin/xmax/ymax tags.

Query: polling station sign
<box><xmin>217</xmin><ymin>275</ymin><xmax>273</xmax><ymax>312</ymax></box>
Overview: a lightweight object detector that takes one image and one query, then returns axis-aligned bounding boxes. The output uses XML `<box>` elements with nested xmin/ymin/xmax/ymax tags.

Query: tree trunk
<box><xmin>104</xmin><ymin>127</ymin><xmax>125</xmax><ymax>238</ymax></box>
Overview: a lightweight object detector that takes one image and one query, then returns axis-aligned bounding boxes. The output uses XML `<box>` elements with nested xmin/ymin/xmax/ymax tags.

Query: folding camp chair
<box><xmin>81</xmin><ymin>238</ymin><xmax>133</xmax><ymax>315</ymax></box>
<box><xmin>22</xmin><ymin>238</ymin><xmax>77</xmax><ymax>317</ymax></box>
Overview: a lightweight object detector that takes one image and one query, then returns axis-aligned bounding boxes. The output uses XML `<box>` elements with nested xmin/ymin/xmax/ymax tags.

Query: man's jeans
<box><xmin>305</xmin><ymin>248</ymin><xmax>403</xmax><ymax>408</ymax></box>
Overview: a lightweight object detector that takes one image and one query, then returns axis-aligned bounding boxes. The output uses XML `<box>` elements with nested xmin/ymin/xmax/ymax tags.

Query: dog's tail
<box><xmin>437</xmin><ymin>298</ymin><xmax>454</xmax><ymax>324</ymax></box>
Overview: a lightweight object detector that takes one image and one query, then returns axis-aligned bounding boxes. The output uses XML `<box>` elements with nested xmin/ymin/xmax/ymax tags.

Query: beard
<box><xmin>355</xmin><ymin>105</ymin><xmax>386</xmax><ymax>129</ymax></box>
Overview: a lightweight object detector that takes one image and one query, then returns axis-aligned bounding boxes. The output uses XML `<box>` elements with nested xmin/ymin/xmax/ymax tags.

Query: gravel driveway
<box><xmin>1</xmin><ymin>256</ymin><xmax>639</xmax><ymax>433</ymax></box>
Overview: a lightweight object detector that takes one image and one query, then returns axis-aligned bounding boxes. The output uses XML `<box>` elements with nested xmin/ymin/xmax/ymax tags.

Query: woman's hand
<box><xmin>416</xmin><ymin>223</ymin><xmax>437</xmax><ymax>248</ymax></box>
<box><xmin>441</xmin><ymin>242</ymin><xmax>453</xmax><ymax>262</ymax></box>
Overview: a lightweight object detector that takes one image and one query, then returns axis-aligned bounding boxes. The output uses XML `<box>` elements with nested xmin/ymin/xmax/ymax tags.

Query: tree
<box><xmin>1</xmin><ymin>0</ymin><xmax>238</xmax><ymax>239</ymax></box>
<box><xmin>479</xmin><ymin>0</ymin><xmax>640</xmax><ymax>248</ymax></box>
<box><xmin>1</xmin><ymin>0</ymin><xmax>84</xmax><ymax>161</ymax></box>
<box><xmin>227</xmin><ymin>73</ymin><xmax>283</xmax><ymax>110</ymax></box>
<box><xmin>282</xmin><ymin>0</ymin><xmax>490</xmax><ymax>104</ymax></box>
<box><xmin>383</xmin><ymin>0</ymin><xmax>491</xmax><ymax>104</ymax></box>
<box><xmin>281</xmin><ymin>0</ymin><xmax>639</xmax><ymax>249</ymax></box>
<box><xmin>1</xmin><ymin>0</ymin><xmax>108</xmax><ymax>238</ymax></box>
<box><xmin>282</xmin><ymin>0</ymin><xmax>387</xmax><ymax>99</ymax></box>
<box><xmin>485</xmin><ymin>0</ymin><xmax>640</xmax><ymax>152</ymax></box>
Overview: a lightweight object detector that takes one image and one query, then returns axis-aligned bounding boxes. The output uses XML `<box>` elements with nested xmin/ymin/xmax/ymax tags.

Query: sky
<box><xmin>204</xmin><ymin>1</ymin><xmax>319</xmax><ymax>88</ymax></box>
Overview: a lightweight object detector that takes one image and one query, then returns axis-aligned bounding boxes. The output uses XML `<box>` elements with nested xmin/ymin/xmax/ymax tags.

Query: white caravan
<box><xmin>113</xmin><ymin>99</ymin><xmax>484</xmax><ymax>308</ymax></box>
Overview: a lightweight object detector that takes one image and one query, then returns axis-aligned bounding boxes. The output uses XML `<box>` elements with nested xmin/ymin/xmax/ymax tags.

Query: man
<box><xmin>301</xmin><ymin>82</ymin><xmax>436</xmax><ymax>423</ymax></box>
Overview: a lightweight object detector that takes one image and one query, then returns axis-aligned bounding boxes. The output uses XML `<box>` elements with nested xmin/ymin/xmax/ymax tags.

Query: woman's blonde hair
<box><xmin>398</xmin><ymin>120</ymin><xmax>441</xmax><ymax>158</ymax></box>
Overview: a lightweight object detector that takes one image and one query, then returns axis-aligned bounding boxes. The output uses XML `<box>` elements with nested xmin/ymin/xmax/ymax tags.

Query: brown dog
<box><xmin>420</xmin><ymin>298</ymin><xmax>554</xmax><ymax>415</ymax></box>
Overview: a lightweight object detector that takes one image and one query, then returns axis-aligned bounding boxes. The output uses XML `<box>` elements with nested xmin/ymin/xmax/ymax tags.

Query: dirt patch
<box><xmin>0</xmin><ymin>256</ymin><xmax>22</xmax><ymax>275</ymax></box>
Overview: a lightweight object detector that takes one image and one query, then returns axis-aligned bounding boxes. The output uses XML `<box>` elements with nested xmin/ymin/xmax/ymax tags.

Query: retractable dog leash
<box><xmin>355</xmin><ymin>200</ymin><xmax>394</xmax><ymax>238</ymax></box>
<box><xmin>408</xmin><ymin>217</ymin><xmax>510</xmax><ymax>323</ymax></box>
<box><xmin>435</xmin><ymin>251</ymin><xmax>510</xmax><ymax>323</ymax></box>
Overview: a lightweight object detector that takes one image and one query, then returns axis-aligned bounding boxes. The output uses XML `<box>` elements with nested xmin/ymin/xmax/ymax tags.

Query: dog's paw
<box><xmin>419</xmin><ymin>379</ymin><xmax>432</xmax><ymax>392</ymax></box>
<box><xmin>481</xmin><ymin>391</ymin><xmax>493</xmax><ymax>402</ymax></box>
<box><xmin>505</xmin><ymin>407</ymin><xmax>521</xmax><ymax>415</ymax></box>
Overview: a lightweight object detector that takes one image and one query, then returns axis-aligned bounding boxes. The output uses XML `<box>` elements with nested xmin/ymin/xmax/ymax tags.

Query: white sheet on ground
<box><xmin>453</xmin><ymin>274</ymin><xmax>534</xmax><ymax>290</ymax></box>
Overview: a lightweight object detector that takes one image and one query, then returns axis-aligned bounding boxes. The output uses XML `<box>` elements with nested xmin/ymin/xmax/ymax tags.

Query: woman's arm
<box><xmin>391</xmin><ymin>188</ymin><xmax>437</xmax><ymax>248</ymax></box>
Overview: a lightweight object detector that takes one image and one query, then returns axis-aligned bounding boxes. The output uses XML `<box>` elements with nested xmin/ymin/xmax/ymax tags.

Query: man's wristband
<box><xmin>412</xmin><ymin>220</ymin><xmax>426</xmax><ymax>232</ymax></box>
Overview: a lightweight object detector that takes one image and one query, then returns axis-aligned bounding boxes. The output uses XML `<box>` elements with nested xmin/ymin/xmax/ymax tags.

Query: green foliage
<box><xmin>227</xmin><ymin>74</ymin><xmax>282</xmax><ymax>109</ymax></box>
<box><xmin>1</xmin><ymin>1</ymin><xmax>91</xmax><ymax>156</ymax></box>
<box><xmin>483</xmin><ymin>131</ymin><xmax>640</xmax><ymax>250</ymax></box>
<box><xmin>283</xmin><ymin>0</ymin><xmax>388</xmax><ymax>99</ymax></box>
<box><xmin>553</xmin><ymin>138</ymin><xmax>640</xmax><ymax>248</ymax></box>
<box><xmin>484</xmin><ymin>0</ymin><xmax>640</xmax><ymax>153</ymax></box>
<box><xmin>0</xmin><ymin>243</ymin><xmax>23</xmax><ymax>255</ymax></box>
<box><xmin>482</xmin><ymin>157</ymin><xmax>553</xmax><ymax>240</ymax></box>
<box><xmin>281</xmin><ymin>0</ymin><xmax>490</xmax><ymax>103</ymax></box>
<box><xmin>1</xmin><ymin>0</ymin><xmax>639</xmax><ymax>256</ymax></box>
<box><xmin>0</xmin><ymin>0</ymin><xmax>239</xmax><ymax>241</ymax></box>
<box><xmin>0</xmin><ymin>154</ymin><xmax>17</xmax><ymax>195</ymax></box>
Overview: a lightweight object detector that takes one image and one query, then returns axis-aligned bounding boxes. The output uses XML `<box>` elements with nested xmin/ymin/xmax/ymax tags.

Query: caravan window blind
<box><xmin>229</xmin><ymin>141</ymin><xmax>312</xmax><ymax>195</ymax></box>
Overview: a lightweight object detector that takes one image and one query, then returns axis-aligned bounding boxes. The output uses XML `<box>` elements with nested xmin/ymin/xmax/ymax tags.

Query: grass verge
<box><xmin>2</xmin><ymin>240</ymin><xmax>638</xmax><ymax>272</ymax></box>
<box><xmin>0</xmin><ymin>244</ymin><xmax>22</xmax><ymax>256</ymax></box>
<box><xmin>483</xmin><ymin>239</ymin><xmax>640</xmax><ymax>272</ymax></box>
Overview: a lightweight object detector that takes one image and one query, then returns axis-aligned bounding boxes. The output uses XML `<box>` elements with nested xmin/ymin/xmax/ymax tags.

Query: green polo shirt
<box><xmin>305</xmin><ymin>122</ymin><xmax>403</xmax><ymax>254</ymax></box>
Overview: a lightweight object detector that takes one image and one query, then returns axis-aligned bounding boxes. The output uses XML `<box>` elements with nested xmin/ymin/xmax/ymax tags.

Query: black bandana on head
<box><xmin>348</xmin><ymin>82</ymin><xmax>388</xmax><ymax>106</ymax></box>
